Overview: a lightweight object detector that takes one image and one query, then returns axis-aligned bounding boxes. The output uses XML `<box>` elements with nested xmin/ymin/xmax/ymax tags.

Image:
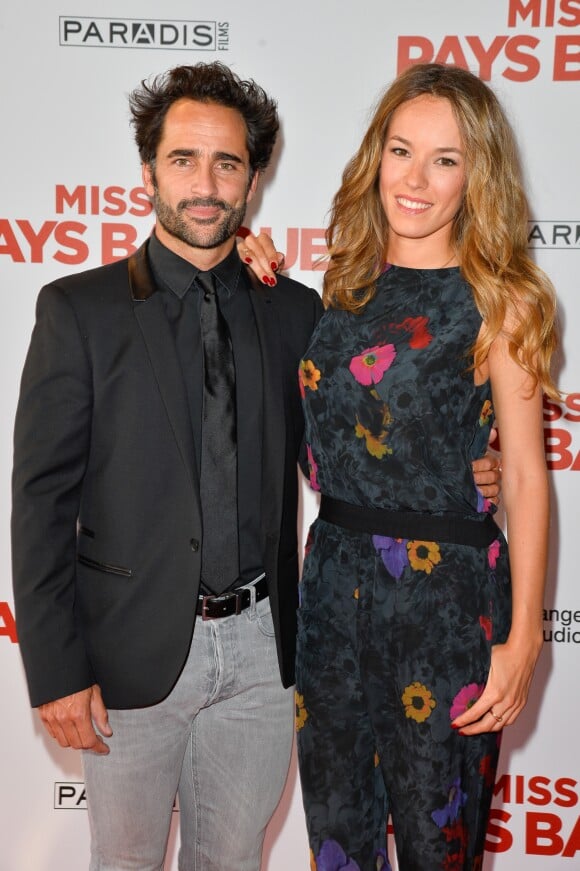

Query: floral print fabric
<box><xmin>297</xmin><ymin>267</ymin><xmax>512</xmax><ymax>870</ymax></box>
<box><xmin>301</xmin><ymin>266</ymin><xmax>497</xmax><ymax>514</ymax></box>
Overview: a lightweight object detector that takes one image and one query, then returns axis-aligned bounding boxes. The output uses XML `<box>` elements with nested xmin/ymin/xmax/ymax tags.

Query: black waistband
<box><xmin>319</xmin><ymin>496</ymin><xmax>499</xmax><ymax>548</ymax></box>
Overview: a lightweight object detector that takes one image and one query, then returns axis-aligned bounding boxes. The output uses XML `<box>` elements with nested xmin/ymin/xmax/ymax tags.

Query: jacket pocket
<box><xmin>77</xmin><ymin>554</ymin><xmax>132</xmax><ymax>578</ymax></box>
<box><xmin>78</xmin><ymin>524</ymin><xmax>95</xmax><ymax>539</ymax></box>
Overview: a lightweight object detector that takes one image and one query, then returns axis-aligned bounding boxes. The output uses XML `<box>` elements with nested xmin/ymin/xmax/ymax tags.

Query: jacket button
<box><xmin>190</xmin><ymin>538</ymin><xmax>199</xmax><ymax>552</ymax></box>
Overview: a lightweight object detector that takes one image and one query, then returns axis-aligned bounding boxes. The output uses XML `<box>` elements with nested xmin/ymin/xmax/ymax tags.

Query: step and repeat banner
<box><xmin>1</xmin><ymin>0</ymin><xmax>578</xmax><ymax>868</ymax></box>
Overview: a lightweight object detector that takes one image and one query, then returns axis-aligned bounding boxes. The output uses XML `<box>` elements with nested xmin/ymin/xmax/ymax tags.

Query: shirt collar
<box><xmin>212</xmin><ymin>244</ymin><xmax>243</xmax><ymax>298</ymax></box>
<box><xmin>148</xmin><ymin>232</ymin><xmax>243</xmax><ymax>300</ymax></box>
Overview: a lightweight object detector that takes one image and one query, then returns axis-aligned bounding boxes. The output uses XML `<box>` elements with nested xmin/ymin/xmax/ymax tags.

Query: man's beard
<box><xmin>153</xmin><ymin>189</ymin><xmax>247</xmax><ymax>250</ymax></box>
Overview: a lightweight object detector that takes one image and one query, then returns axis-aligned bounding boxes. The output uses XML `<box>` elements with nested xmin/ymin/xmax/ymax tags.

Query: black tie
<box><xmin>197</xmin><ymin>270</ymin><xmax>239</xmax><ymax>594</ymax></box>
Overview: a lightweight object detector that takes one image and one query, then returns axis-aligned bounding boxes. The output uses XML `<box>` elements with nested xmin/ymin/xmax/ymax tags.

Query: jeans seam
<box><xmin>191</xmin><ymin>719</ymin><xmax>202</xmax><ymax>869</ymax></box>
<box><xmin>204</xmin><ymin>623</ymin><xmax>223</xmax><ymax>705</ymax></box>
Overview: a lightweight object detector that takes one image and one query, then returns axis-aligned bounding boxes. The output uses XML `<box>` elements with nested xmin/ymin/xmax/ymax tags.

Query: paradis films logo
<box><xmin>59</xmin><ymin>17</ymin><xmax>230</xmax><ymax>51</ymax></box>
<box><xmin>528</xmin><ymin>221</ymin><xmax>580</xmax><ymax>249</ymax></box>
<box><xmin>54</xmin><ymin>783</ymin><xmax>179</xmax><ymax>811</ymax></box>
<box><xmin>54</xmin><ymin>783</ymin><xmax>86</xmax><ymax>809</ymax></box>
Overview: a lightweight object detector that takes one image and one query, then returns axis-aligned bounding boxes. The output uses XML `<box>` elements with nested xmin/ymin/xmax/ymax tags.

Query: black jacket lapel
<box><xmin>128</xmin><ymin>243</ymin><xmax>199</xmax><ymax>493</ymax></box>
<box><xmin>244</xmin><ymin>268</ymin><xmax>286</xmax><ymax>542</ymax></box>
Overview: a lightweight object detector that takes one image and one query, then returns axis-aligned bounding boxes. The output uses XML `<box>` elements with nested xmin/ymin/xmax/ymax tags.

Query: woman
<box><xmin>245</xmin><ymin>63</ymin><xmax>557</xmax><ymax>870</ymax></box>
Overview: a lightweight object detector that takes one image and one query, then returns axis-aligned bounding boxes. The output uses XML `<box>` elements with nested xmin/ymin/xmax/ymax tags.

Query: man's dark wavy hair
<box><xmin>129</xmin><ymin>62</ymin><xmax>279</xmax><ymax>179</ymax></box>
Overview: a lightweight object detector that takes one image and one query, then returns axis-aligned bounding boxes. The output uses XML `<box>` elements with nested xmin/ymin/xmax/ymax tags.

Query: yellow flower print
<box><xmin>295</xmin><ymin>691</ymin><xmax>308</xmax><ymax>731</ymax></box>
<box><xmin>374</xmin><ymin>750</ymin><xmax>380</xmax><ymax>767</ymax></box>
<box><xmin>300</xmin><ymin>359</ymin><xmax>322</xmax><ymax>392</ymax></box>
<box><xmin>402</xmin><ymin>681</ymin><xmax>437</xmax><ymax>723</ymax></box>
<box><xmin>353</xmin><ymin>587</ymin><xmax>360</xmax><ymax>600</ymax></box>
<box><xmin>354</xmin><ymin>420</ymin><xmax>392</xmax><ymax>459</ymax></box>
<box><xmin>407</xmin><ymin>540</ymin><xmax>441</xmax><ymax>574</ymax></box>
<box><xmin>479</xmin><ymin>399</ymin><xmax>493</xmax><ymax>427</ymax></box>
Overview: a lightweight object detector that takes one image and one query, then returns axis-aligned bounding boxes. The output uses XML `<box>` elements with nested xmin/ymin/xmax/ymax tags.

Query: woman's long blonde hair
<box><xmin>323</xmin><ymin>63</ymin><xmax>558</xmax><ymax>397</ymax></box>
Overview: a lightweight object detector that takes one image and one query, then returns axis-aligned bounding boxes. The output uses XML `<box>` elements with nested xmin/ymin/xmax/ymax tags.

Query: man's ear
<box><xmin>246</xmin><ymin>170</ymin><xmax>260</xmax><ymax>204</ymax></box>
<box><xmin>142</xmin><ymin>163</ymin><xmax>155</xmax><ymax>198</ymax></box>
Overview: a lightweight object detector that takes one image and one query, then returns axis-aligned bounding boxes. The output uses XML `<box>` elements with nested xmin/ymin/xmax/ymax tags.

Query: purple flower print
<box><xmin>316</xmin><ymin>839</ymin><xmax>361</xmax><ymax>871</ymax></box>
<box><xmin>372</xmin><ymin>535</ymin><xmax>409</xmax><ymax>580</ymax></box>
<box><xmin>431</xmin><ymin>777</ymin><xmax>468</xmax><ymax>828</ymax></box>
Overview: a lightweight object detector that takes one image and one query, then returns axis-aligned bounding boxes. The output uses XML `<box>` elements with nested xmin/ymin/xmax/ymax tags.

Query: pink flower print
<box><xmin>488</xmin><ymin>539</ymin><xmax>500</xmax><ymax>569</ymax></box>
<box><xmin>306</xmin><ymin>444</ymin><xmax>320</xmax><ymax>491</ymax></box>
<box><xmin>449</xmin><ymin>683</ymin><xmax>485</xmax><ymax>720</ymax></box>
<box><xmin>349</xmin><ymin>344</ymin><xmax>396</xmax><ymax>387</ymax></box>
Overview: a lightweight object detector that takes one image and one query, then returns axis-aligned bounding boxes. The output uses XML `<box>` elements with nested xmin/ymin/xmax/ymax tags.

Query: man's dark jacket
<box><xmin>11</xmin><ymin>240</ymin><xmax>323</xmax><ymax>709</ymax></box>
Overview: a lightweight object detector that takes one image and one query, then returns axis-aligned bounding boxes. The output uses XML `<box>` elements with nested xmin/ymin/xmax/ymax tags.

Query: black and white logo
<box><xmin>54</xmin><ymin>782</ymin><xmax>87</xmax><ymax>810</ymax></box>
<box><xmin>528</xmin><ymin>221</ymin><xmax>580</xmax><ymax>249</ymax></box>
<box><xmin>59</xmin><ymin>18</ymin><xmax>230</xmax><ymax>51</ymax></box>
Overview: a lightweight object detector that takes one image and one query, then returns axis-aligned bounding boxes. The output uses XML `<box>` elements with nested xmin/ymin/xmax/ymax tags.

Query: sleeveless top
<box><xmin>299</xmin><ymin>266</ymin><xmax>495</xmax><ymax>519</ymax></box>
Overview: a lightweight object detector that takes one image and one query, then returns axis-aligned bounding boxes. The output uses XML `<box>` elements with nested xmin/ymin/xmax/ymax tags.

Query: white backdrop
<box><xmin>1</xmin><ymin>1</ymin><xmax>579</xmax><ymax>868</ymax></box>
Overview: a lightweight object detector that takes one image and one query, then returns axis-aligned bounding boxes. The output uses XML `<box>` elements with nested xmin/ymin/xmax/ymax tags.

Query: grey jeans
<box><xmin>83</xmin><ymin>592</ymin><xmax>294</xmax><ymax>871</ymax></box>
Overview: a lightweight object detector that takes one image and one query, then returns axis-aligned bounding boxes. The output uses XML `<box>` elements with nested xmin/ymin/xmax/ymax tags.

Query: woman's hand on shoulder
<box><xmin>236</xmin><ymin>232</ymin><xmax>284</xmax><ymax>286</ymax></box>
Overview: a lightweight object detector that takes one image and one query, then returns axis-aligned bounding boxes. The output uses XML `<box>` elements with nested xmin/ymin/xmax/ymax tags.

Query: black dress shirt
<box><xmin>148</xmin><ymin>233</ymin><xmax>264</xmax><ymax>593</ymax></box>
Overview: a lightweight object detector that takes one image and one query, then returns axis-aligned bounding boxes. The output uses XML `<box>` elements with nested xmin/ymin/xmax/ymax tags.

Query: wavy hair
<box><xmin>129</xmin><ymin>62</ymin><xmax>279</xmax><ymax>179</ymax></box>
<box><xmin>324</xmin><ymin>63</ymin><xmax>558</xmax><ymax>397</ymax></box>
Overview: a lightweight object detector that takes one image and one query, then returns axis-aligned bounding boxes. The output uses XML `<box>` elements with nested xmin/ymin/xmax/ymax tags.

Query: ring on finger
<box><xmin>489</xmin><ymin>707</ymin><xmax>503</xmax><ymax>723</ymax></box>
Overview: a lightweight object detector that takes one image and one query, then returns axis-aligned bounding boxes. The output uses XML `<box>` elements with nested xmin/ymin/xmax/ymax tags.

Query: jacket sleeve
<box><xmin>11</xmin><ymin>283</ymin><xmax>95</xmax><ymax>707</ymax></box>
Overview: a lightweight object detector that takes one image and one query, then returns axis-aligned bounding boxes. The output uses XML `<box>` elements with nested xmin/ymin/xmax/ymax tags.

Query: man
<box><xmin>12</xmin><ymin>63</ymin><xmax>322</xmax><ymax>870</ymax></box>
<box><xmin>12</xmin><ymin>62</ymin><xmax>499</xmax><ymax>870</ymax></box>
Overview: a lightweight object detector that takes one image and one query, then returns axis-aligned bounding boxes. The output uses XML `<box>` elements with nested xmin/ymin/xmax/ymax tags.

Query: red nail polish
<box><xmin>262</xmin><ymin>275</ymin><xmax>270</xmax><ymax>284</ymax></box>
<box><xmin>244</xmin><ymin>257</ymin><xmax>253</xmax><ymax>264</ymax></box>
<box><xmin>271</xmin><ymin>261</ymin><xmax>278</xmax><ymax>271</ymax></box>
<box><xmin>269</xmin><ymin>277</ymin><xmax>277</xmax><ymax>286</ymax></box>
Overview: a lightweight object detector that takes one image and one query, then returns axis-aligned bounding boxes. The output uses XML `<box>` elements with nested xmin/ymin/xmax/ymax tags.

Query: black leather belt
<box><xmin>196</xmin><ymin>576</ymin><xmax>269</xmax><ymax>621</ymax></box>
<box><xmin>319</xmin><ymin>495</ymin><xmax>499</xmax><ymax>548</ymax></box>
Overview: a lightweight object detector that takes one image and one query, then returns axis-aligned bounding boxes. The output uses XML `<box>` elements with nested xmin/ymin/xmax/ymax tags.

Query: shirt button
<box><xmin>190</xmin><ymin>538</ymin><xmax>200</xmax><ymax>552</ymax></box>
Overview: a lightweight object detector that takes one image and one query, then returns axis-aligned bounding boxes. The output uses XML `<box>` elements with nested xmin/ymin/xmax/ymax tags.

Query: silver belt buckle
<box><xmin>201</xmin><ymin>590</ymin><xmax>242</xmax><ymax>621</ymax></box>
